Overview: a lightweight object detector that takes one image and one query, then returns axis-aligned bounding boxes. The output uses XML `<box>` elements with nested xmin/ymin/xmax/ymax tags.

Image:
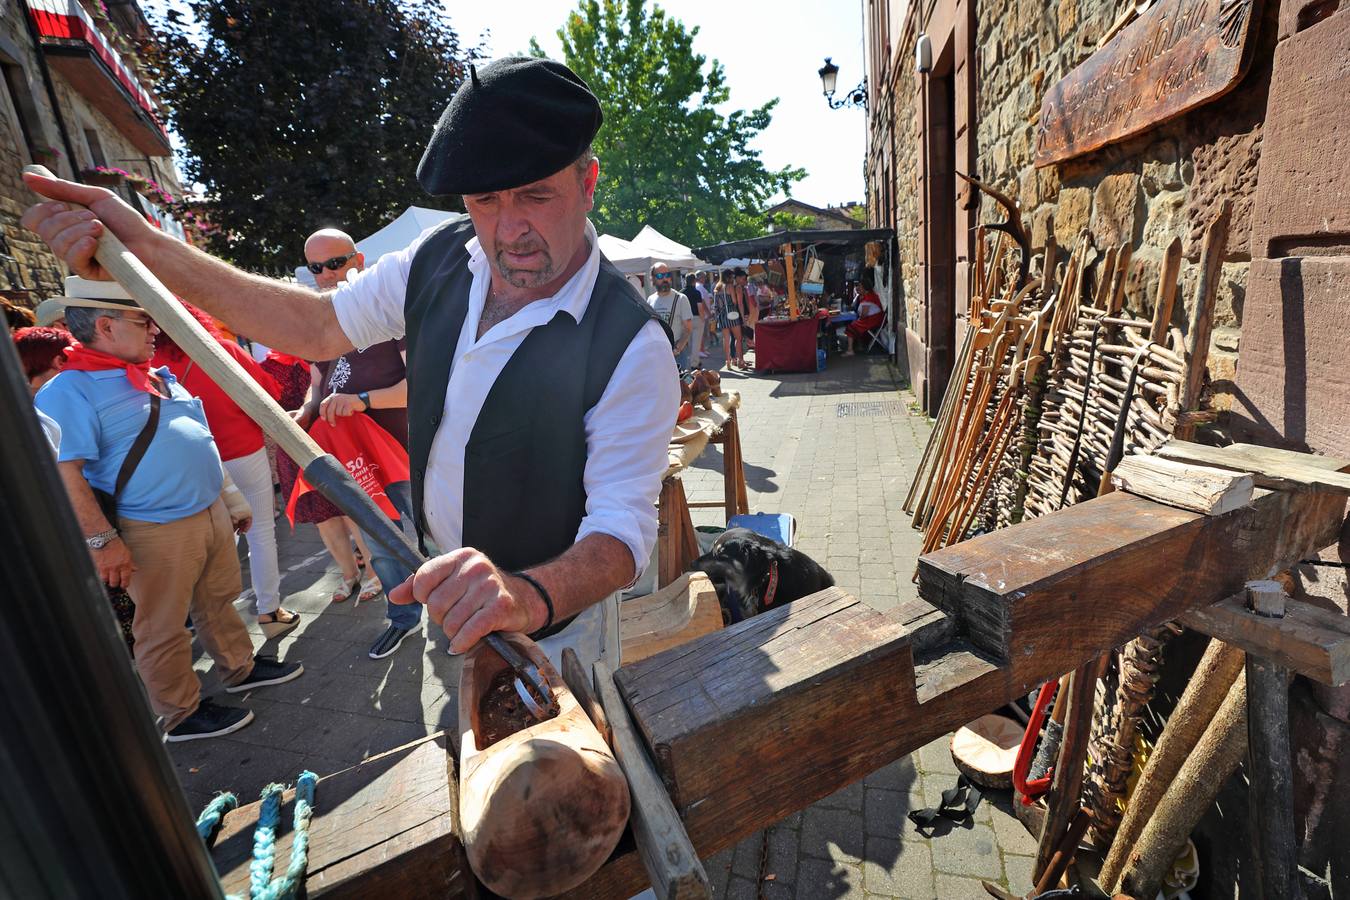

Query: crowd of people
<box><xmin>7</xmin><ymin>226</ymin><xmax>420</xmax><ymax>743</ymax></box>
<box><xmin>645</xmin><ymin>265</ymin><xmax>771</xmax><ymax>372</ymax></box>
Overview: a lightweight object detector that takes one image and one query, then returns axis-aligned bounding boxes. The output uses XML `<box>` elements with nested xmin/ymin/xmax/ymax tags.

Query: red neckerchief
<box><xmin>266</xmin><ymin>349</ymin><xmax>309</xmax><ymax>369</ymax></box>
<box><xmin>762</xmin><ymin>561</ymin><xmax>780</xmax><ymax>608</ymax></box>
<box><xmin>63</xmin><ymin>342</ymin><xmax>161</xmax><ymax>395</ymax></box>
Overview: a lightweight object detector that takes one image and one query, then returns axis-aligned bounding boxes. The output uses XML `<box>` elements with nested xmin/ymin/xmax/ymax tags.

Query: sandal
<box><xmin>331</xmin><ymin>572</ymin><xmax>360</xmax><ymax>603</ymax></box>
<box><xmin>354</xmin><ymin>547</ymin><xmax>367</xmax><ymax>570</ymax></box>
<box><xmin>258</xmin><ymin>608</ymin><xmax>300</xmax><ymax>638</ymax></box>
<box><xmin>358</xmin><ymin>574</ymin><xmax>384</xmax><ymax>603</ymax></box>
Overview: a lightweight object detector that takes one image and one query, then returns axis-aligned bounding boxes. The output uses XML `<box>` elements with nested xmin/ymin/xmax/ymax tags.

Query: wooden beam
<box><xmin>917</xmin><ymin>486</ymin><xmax>1348</xmax><ymax>669</ymax></box>
<box><xmin>1155</xmin><ymin>440</ymin><xmax>1350</xmax><ymax>494</ymax></box>
<box><xmin>621</xmin><ymin>572</ymin><xmax>724</xmax><ymax>664</ymax></box>
<box><xmin>1179</xmin><ymin>593</ymin><xmax>1350</xmax><ymax>686</ymax></box>
<box><xmin>211</xmin><ymin>736</ymin><xmax>473</xmax><ymax>899</ymax></box>
<box><xmin>1110</xmin><ymin>454</ymin><xmax>1254</xmax><ymax>516</ymax></box>
<box><xmin>594</xmin><ymin>662</ymin><xmax>710</xmax><ymax>900</ymax></box>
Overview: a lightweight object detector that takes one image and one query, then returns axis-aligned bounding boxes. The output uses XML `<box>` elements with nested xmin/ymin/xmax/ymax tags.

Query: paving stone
<box><xmin>800</xmin><ymin>805</ymin><xmax>866</xmax><ymax>864</ymax></box>
<box><xmin>917</xmin><ymin>735</ymin><xmax>961</xmax><ymax>777</ymax></box>
<box><xmin>721</xmin><ymin>875</ymin><xmax>757</xmax><ymax>900</ymax></box>
<box><xmin>816</xmin><ymin>777</ymin><xmax>864</xmax><ymax>813</ymax></box>
<box><xmin>862</xmin><ymin>837</ymin><xmax>936</xmax><ymax>899</ymax></box>
<box><xmin>989</xmin><ymin>794</ymin><xmax>1040</xmax><ymax>856</ymax></box>
<box><xmin>1005</xmin><ymin>853</ymin><xmax>1036</xmax><ymax>895</ymax></box>
<box><xmin>928</xmin><ymin>822</ymin><xmax>1004</xmax><ymax>879</ymax></box>
<box><xmin>731</xmin><ymin>831</ymin><xmax>763</xmax><ymax>880</ymax></box>
<box><xmin>934</xmin><ymin>872</ymin><xmax>999</xmax><ymax>899</ymax></box>
<box><xmin>864</xmin><ymin>786</ymin><xmax>922</xmax><ymax>839</ymax></box>
<box><xmin>796</xmin><ymin>857</ymin><xmax>865</xmax><ymax>898</ymax></box>
<box><xmin>764</xmin><ymin>825</ymin><xmax>800</xmax><ymax>884</ymax></box>
<box><xmin>706</xmin><ymin>846</ymin><xmax>735</xmax><ymax>898</ymax></box>
<box><xmin>864</xmin><ymin>755</ymin><xmax>920</xmax><ymax>792</ymax></box>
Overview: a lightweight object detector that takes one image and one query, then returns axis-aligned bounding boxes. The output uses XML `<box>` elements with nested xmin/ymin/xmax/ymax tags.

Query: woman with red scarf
<box><xmin>152</xmin><ymin>307</ymin><xmax>300</xmax><ymax>636</ymax></box>
<box><xmin>842</xmin><ymin>276</ymin><xmax>885</xmax><ymax>356</ymax></box>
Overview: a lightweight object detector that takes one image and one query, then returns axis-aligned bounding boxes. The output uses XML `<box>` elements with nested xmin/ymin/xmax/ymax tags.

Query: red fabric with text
<box><xmin>287</xmin><ymin>414</ymin><xmax>410</xmax><ymax>525</ymax></box>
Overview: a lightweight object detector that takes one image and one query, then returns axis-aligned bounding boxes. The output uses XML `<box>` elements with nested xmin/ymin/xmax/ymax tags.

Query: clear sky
<box><xmin>448</xmin><ymin>0</ymin><xmax>868</xmax><ymax>211</ymax></box>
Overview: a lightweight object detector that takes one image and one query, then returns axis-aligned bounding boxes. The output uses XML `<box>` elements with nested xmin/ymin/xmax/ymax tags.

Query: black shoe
<box><xmin>225</xmin><ymin>654</ymin><xmax>304</xmax><ymax>693</ymax></box>
<box><xmin>165</xmin><ymin>698</ymin><xmax>254</xmax><ymax>742</ymax></box>
<box><xmin>368</xmin><ymin>624</ymin><xmax>415</xmax><ymax>660</ymax></box>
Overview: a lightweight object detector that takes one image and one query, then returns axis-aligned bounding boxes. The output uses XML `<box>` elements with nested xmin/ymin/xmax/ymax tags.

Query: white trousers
<box><xmin>223</xmin><ymin>447</ymin><xmax>282</xmax><ymax>615</ymax></box>
<box><xmin>690</xmin><ymin>314</ymin><xmax>707</xmax><ymax>358</ymax></box>
<box><xmin>537</xmin><ymin>591</ymin><xmax>621</xmax><ymax>675</ymax></box>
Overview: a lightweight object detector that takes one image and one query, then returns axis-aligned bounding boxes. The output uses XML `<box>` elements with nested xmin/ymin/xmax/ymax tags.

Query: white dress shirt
<box><xmin>331</xmin><ymin>219</ymin><xmax>678</xmax><ymax>585</ymax></box>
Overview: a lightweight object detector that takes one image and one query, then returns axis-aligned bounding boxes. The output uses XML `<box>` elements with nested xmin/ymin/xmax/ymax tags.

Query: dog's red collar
<box><xmin>762</xmin><ymin>561</ymin><xmax>780</xmax><ymax>608</ymax></box>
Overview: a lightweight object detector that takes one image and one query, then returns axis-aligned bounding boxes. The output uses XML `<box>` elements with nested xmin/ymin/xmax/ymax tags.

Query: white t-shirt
<box><xmin>647</xmin><ymin>290</ymin><xmax>693</xmax><ymax>342</ymax></box>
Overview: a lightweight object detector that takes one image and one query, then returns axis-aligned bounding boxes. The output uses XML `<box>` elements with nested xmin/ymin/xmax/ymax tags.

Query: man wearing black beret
<box><xmin>23</xmin><ymin>56</ymin><xmax>680</xmax><ymax>673</ymax></box>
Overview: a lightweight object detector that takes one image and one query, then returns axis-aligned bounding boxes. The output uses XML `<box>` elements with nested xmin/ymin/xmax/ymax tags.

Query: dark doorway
<box><xmin>919</xmin><ymin>39</ymin><xmax>957</xmax><ymax>412</ymax></box>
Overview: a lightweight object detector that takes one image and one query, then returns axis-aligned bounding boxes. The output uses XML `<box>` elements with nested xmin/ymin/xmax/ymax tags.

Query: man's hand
<box><xmin>388</xmin><ymin>548</ymin><xmax>544</xmax><ymax>654</ymax></box>
<box><xmin>319</xmin><ymin>392</ymin><xmax>365</xmax><ymax>426</ymax></box>
<box><xmin>290</xmin><ymin>407</ymin><xmax>315</xmax><ymax>430</ymax></box>
<box><xmin>19</xmin><ymin>172</ymin><xmax>156</xmax><ymax>281</ymax></box>
<box><xmin>94</xmin><ymin>537</ymin><xmax>136</xmax><ymax>589</ymax></box>
<box><xmin>231</xmin><ymin>512</ymin><xmax>253</xmax><ymax>535</ymax></box>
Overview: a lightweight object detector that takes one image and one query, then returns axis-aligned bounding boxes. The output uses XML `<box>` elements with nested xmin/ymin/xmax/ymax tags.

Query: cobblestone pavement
<box><xmin>168</xmin><ymin>344</ymin><xmax>1035</xmax><ymax>898</ymax></box>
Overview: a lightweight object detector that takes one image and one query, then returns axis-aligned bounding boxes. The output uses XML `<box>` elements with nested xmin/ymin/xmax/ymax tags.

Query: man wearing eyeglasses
<box><xmin>297</xmin><ymin>228</ymin><xmax>419</xmax><ymax>660</ymax></box>
<box><xmin>34</xmin><ymin>278</ymin><xmax>303</xmax><ymax>742</ymax></box>
<box><xmin>22</xmin><ymin>57</ymin><xmax>678</xmax><ymax>678</ymax></box>
<box><xmin>646</xmin><ymin>264</ymin><xmax>693</xmax><ymax>369</ymax></box>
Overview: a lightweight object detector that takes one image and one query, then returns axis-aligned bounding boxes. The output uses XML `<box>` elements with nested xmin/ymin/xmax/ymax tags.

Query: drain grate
<box><xmin>835</xmin><ymin>400</ymin><xmax>907</xmax><ymax>418</ymax></box>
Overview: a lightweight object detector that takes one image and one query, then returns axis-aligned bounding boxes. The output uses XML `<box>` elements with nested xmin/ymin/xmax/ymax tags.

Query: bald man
<box><xmin>297</xmin><ymin>229</ymin><xmax>420</xmax><ymax>659</ymax></box>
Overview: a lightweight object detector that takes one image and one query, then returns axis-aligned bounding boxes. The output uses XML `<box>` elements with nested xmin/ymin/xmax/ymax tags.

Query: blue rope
<box><xmin>198</xmin><ymin>770</ymin><xmax>318</xmax><ymax>900</ymax></box>
<box><xmin>254</xmin><ymin>771</ymin><xmax>318</xmax><ymax>900</ymax></box>
<box><xmin>195</xmin><ymin>792</ymin><xmax>238</xmax><ymax>845</ymax></box>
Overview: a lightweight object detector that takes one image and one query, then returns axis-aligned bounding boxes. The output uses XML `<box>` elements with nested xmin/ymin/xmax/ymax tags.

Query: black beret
<box><xmin>417</xmin><ymin>57</ymin><xmax>603</xmax><ymax>196</ymax></box>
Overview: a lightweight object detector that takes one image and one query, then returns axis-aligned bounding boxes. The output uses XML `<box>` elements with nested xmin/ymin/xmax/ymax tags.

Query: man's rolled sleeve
<box><xmin>577</xmin><ymin>320</ymin><xmax>680</xmax><ymax>586</ymax></box>
<box><xmin>329</xmin><ymin>240</ymin><xmax>419</xmax><ymax>350</ymax></box>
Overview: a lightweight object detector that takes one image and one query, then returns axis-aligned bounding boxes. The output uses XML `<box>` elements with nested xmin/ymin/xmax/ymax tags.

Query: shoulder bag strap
<box><xmin>113</xmin><ymin>392</ymin><xmax>161</xmax><ymax>503</ymax></box>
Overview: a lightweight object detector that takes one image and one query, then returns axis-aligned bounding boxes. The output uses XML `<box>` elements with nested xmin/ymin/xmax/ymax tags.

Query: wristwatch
<box><xmin>85</xmin><ymin>528</ymin><xmax>119</xmax><ymax>550</ymax></box>
<box><xmin>357</xmin><ymin>390</ymin><xmax>371</xmax><ymax>411</ymax></box>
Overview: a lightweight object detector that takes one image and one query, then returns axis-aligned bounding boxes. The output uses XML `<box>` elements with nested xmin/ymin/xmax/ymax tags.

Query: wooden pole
<box><xmin>1176</xmin><ymin>200</ymin><xmax>1232</xmax><ymax>440</ymax></box>
<box><xmin>1244</xmin><ymin>581</ymin><xmax>1303</xmax><ymax>900</ymax></box>
<box><xmin>1033</xmin><ymin>659</ymin><xmax>1097</xmax><ymax>881</ymax></box>
<box><xmin>1099</xmin><ymin>638</ymin><xmax>1245</xmax><ymax>888</ymax></box>
<box><xmin>1117</xmin><ymin>669</ymin><xmax>1249</xmax><ymax>899</ymax></box>
<box><xmin>782</xmin><ymin>244</ymin><xmax>799</xmax><ymax>320</ymax></box>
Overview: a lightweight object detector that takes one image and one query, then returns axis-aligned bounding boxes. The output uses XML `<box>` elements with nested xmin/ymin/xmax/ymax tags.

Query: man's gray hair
<box><xmin>573</xmin><ymin>145</ymin><xmax>595</xmax><ymax>177</ymax></box>
<box><xmin>64</xmin><ymin>306</ymin><xmax>117</xmax><ymax>344</ymax></box>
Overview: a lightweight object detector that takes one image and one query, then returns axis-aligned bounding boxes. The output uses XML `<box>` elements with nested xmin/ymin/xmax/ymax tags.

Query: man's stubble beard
<box><xmin>494</xmin><ymin>244</ymin><xmax>556</xmax><ymax>289</ymax></box>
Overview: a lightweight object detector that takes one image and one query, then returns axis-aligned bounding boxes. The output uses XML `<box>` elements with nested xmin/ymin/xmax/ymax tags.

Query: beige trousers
<box><xmin>119</xmin><ymin>499</ymin><xmax>255</xmax><ymax>731</ymax></box>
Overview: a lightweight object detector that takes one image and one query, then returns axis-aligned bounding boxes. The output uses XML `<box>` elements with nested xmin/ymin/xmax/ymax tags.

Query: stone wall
<box><xmin>0</xmin><ymin>4</ymin><xmax>182</xmax><ymax>305</ymax></box>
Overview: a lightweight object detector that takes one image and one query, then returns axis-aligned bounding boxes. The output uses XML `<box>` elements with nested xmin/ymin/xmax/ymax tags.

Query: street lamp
<box><xmin>817</xmin><ymin>57</ymin><xmax>867</xmax><ymax>110</ymax></box>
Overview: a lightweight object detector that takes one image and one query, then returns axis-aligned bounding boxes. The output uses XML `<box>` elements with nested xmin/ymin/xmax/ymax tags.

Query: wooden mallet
<box><xmin>23</xmin><ymin>165</ymin><xmax>550</xmax><ymax>704</ymax></box>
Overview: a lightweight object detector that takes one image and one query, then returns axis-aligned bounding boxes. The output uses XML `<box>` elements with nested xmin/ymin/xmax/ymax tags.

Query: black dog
<box><xmin>692</xmin><ymin>528</ymin><xmax>834</xmax><ymax>624</ymax></box>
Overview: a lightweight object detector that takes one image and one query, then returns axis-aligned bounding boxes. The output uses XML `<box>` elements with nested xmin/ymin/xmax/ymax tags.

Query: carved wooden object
<box><xmin>458</xmin><ymin>633</ymin><xmax>629</xmax><ymax>899</ymax></box>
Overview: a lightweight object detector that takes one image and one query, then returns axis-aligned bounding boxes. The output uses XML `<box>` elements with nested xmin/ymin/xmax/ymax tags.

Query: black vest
<box><xmin>403</xmin><ymin>215</ymin><xmax>665</xmax><ymax>575</ymax></box>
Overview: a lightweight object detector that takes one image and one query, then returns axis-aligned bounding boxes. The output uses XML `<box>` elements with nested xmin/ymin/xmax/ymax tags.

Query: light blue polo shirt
<box><xmin>36</xmin><ymin>366</ymin><xmax>224</xmax><ymax>524</ymax></box>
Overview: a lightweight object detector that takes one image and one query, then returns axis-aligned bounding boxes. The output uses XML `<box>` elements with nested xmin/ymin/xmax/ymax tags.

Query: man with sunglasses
<box><xmin>34</xmin><ymin>278</ymin><xmax>303</xmax><ymax>742</ymax></box>
<box><xmin>22</xmin><ymin>57</ymin><xmax>678</xmax><ymax>679</ymax></box>
<box><xmin>297</xmin><ymin>228</ymin><xmax>419</xmax><ymax>660</ymax></box>
<box><xmin>646</xmin><ymin>263</ymin><xmax>693</xmax><ymax>369</ymax></box>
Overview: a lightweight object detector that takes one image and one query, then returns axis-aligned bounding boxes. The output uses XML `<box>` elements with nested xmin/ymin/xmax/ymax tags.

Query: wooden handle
<box><xmin>24</xmin><ymin>164</ymin><xmax>325</xmax><ymax>470</ymax></box>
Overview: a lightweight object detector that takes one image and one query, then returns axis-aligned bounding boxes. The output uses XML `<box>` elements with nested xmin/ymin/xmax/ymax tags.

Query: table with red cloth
<box><xmin>753</xmin><ymin>316</ymin><xmax>819</xmax><ymax>373</ymax></box>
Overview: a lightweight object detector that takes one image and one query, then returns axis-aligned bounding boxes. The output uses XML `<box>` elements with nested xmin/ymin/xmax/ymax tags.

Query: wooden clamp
<box><xmin>593</xmin><ymin>661</ymin><xmax>710</xmax><ymax>900</ymax></box>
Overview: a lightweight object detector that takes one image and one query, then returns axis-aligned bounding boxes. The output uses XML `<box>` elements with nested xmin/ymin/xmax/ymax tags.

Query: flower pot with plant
<box><xmin>81</xmin><ymin>166</ymin><xmax>127</xmax><ymax>187</ymax></box>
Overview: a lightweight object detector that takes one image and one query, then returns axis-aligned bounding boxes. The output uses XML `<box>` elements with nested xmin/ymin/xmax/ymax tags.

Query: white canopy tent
<box><xmin>294</xmin><ymin>206</ymin><xmax>458</xmax><ymax>285</ymax></box>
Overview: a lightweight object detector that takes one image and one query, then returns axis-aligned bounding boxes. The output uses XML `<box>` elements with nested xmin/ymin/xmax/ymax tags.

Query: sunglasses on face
<box><xmin>305</xmin><ymin>252</ymin><xmax>357</xmax><ymax>275</ymax></box>
<box><xmin>653</xmin><ymin>273</ymin><xmax>673</xmax><ymax>280</ymax></box>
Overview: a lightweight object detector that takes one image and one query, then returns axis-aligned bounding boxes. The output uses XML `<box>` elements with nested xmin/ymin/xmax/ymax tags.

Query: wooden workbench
<box><xmin>657</xmin><ymin>390</ymin><xmax>748</xmax><ymax>587</ymax></box>
<box><xmin>210</xmin><ymin>454</ymin><xmax>1348</xmax><ymax>900</ymax></box>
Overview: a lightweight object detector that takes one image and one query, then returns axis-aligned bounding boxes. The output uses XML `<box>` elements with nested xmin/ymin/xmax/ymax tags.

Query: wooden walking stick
<box><xmin>1033</xmin><ymin>658</ymin><xmax>1098</xmax><ymax>882</ymax></box>
<box><xmin>1099</xmin><ymin>639</ymin><xmax>1246</xmax><ymax>890</ymax></box>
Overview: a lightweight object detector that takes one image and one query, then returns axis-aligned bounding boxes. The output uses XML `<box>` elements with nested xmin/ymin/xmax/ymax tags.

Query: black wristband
<box><xmin>512</xmin><ymin>571</ymin><xmax>554</xmax><ymax>635</ymax></box>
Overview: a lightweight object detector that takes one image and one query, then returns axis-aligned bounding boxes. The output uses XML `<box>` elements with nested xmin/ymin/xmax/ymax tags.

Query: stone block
<box><xmin>1230</xmin><ymin>257</ymin><xmax>1350</xmax><ymax>455</ymax></box>
<box><xmin>1250</xmin><ymin>9</ymin><xmax>1350</xmax><ymax>256</ymax></box>
<box><xmin>796</xmin><ymin>858</ymin><xmax>864</xmax><ymax>898</ymax></box>
<box><xmin>800</xmin><ymin>805</ymin><xmax>866</xmax><ymax>864</ymax></box>
<box><xmin>1090</xmin><ymin>172</ymin><xmax>1142</xmax><ymax>247</ymax></box>
<box><xmin>1141</xmin><ymin>141</ymin><xmax>1184</xmax><ymax>195</ymax></box>
<box><xmin>1141</xmin><ymin>189</ymin><xmax>1187</xmax><ymax>251</ymax></box>
<box><xmin>929</xmin><ymin>822</ymin><xmax>1003</xmax><ymax>878</ymax></box>
<box><xmin>1056</xmin><ymin>0</ymin><xmax>1078</xmax><ymax>38</ymax></box>
<box><xmin>863</xmin><ymin>838</ymin><xmax>936</xmax><ymax>899</ymax></box>
<box><xmin>1054</xmin><ymin>186</ymin><xmax>1091</xmax><ymax>244</ymax></box>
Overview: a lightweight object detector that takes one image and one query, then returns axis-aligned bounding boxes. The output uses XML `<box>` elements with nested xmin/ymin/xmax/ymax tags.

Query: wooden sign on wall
<box><xmin>1035</xmin><ymin>0</ymin><xmax>1262</xmax><ymax>167</ymax></box>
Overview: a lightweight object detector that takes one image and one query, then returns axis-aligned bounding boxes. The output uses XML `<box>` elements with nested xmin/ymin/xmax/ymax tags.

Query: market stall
<box><xmin>696</xmin><ymin>227</ymin><xmax>893</xmax><ymax>374</ymax></box>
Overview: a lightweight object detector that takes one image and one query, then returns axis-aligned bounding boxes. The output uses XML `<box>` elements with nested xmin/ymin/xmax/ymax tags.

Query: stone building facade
<box><xmin>763</xmin><ymin>198</ymin><xmax>866</xmax><ymax>231</ymax></box>
<box><xmin>863</xmin><ymin>1</ymin><xmax>1350</xmax><ymax>895</ymax></box>
<box><xmin>1</xmin><ymin>0</ymin><xmax>183</xmax><ymax>307</ymax></box>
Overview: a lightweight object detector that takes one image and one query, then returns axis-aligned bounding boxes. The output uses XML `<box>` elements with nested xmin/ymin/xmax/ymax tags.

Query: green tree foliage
<box><xmin>149</xmin><ymin>0</ymin><xmax>473</xmax><ymax>274</ymax></box>
<box><xmin>534</xmin><ymin>0</ymin><xmax>804</xmax><ymax>247</ymax></box>
<box><xmin>768</xmin><ymin>211</ymin><xmax>815</xmax><ymax>233</ymax></box>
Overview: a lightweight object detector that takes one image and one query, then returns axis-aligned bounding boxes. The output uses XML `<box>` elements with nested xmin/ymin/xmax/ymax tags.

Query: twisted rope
<box><xmin>197</xmin><ymin>770</ymin><xmax>318</xmax><ymax>900</ymax></box>
<box><xmin>195</xmin><ymin>792</ymin><xmax>238</xmax><ymax>845</ymax></box>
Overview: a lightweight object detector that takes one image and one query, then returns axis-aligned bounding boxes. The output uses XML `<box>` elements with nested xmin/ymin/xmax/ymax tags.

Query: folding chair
<box><xmin>863</xmin><ymin>309</ymin><xmax>889</xmax><ymax>354</ymax></box>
